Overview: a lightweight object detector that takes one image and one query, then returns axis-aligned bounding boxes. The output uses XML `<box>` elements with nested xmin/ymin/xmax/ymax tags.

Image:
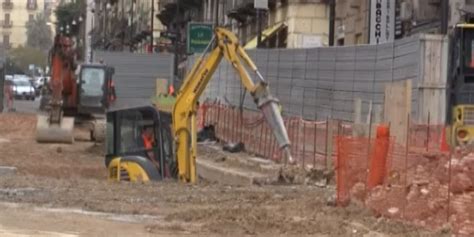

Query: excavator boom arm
<box><xmin>172</xmin><ymin>27</ymin><xmax>293</xmax><ymax>183</ymax></box>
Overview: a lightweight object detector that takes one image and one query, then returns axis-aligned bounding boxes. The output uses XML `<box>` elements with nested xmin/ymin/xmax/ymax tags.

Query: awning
<box><xmin>244</xmin><ymin>22</ymin><xmax>286</xmax><ymax>49</ymax></box>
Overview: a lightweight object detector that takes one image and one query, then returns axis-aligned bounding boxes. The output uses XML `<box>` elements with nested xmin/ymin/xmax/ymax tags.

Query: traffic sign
<box><xmin>187</xmin><ymin>22</ymin><xmax>213</xmax><ymax>54</ymax></box>
<box><xmin>254</xmin><ymin>0</ymin><xmax>268</xmax><ymax>9</ymax></box>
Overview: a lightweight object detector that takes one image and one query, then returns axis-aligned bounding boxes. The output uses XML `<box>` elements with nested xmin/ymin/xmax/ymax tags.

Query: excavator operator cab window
<box><xmin>462</xmin><ymin>27</ymin><xmax>474</xmax><ymax>83</ymax></box>
<box><xmin>80</xmin><ymin>67</ymin><xmax>105</xmax><ymax>96</ymax></box>
<box><xmin>105</xmin><ymin>106</ymin><xmax>167</xmax><ymax>176</ymax></box>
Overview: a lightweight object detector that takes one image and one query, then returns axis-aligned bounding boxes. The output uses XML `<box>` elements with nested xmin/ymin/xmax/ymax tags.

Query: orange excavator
<box><xmin>36</xmin><ymin>34</ymin><xmax>116</xmax><ymax>143</ymax></box>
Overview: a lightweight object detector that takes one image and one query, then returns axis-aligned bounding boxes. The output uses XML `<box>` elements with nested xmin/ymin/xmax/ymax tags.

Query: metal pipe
<box><xmin>129</xmin><ymin>0</ymin><xmax>135</xmax><ymax>52</ymax></box>
<box><xmin>329</xmin><ymin>0</ymin><xmax>336</xmax><ymax>46</ymax></box>
<box><xmin>174</xmin><ymin>0</ymin><xmax>180</xmax><ymax>79</ymax></box>
<box><xmin>441</xmin><ymin>0</ymin><xmax>448</xmax><ymax>34</ymax></box>
<box><xmin>302</xmin><ymin>120</ymin><xmax>306</xmax><ymax>169</ymax></box>
<box><xmin>313</xmin><ymin>120</ymin><xmax>317</xmax><ymax>167</ymax></box>
<box><xmin>103</xmin><ymin>1</ymin><xmax>107</xmax><ymax>49</ymax></box>
<box><xmin>214</xmin><ymin>0</ymin><xmax>219</xmax><ymax>27</ymax></box>
<box><xmin>151</xmin><ymin>0</ymin><xmax>155</xmax><ymax>53</ymax></box>
<box><xmin>257</xmin><ymin>9</ymin><xmax>262</xmax><ymax>48</ymax></box>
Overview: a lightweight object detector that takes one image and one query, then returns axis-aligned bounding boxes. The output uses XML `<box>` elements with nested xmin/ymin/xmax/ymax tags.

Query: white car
<box><xmin>12</xmin><ymin>79</ymin><xmax>35</xmax><ymax>100</ymax></box>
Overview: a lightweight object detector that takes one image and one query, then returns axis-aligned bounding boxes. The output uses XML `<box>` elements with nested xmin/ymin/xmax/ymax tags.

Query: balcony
<box><xmin>27</xmin><ymin>3</ymin><xmax>38</xmax><ymax>11</ymax></box>
<box><xmin>2</xmin><ymin>1</ymin><xmax>13</xmax><ymax>10</ymax></box>
<box><xmin>227</xmin><ymin>0</ymin><xmax>256</xmax><ymax>23</ymax></box>
<box><xmin>157</xmin><ymin>0</ymin><xmax>201</xmax><ymax>26</ymax></box>
<box><xmin>158</xmin><ymin>0</ymin><xmax>201</xmax><ymax>11</ymax></box>
<box><xmin>1</xmin><ymin>20</ymin><xmax>12</xmax><ymax>28</ymax></box>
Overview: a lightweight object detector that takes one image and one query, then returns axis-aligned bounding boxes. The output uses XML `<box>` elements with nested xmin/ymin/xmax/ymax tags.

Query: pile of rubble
<box><xmin>347</xmin><ymin>151</ymin><xmax>474</xmax><ymax>235</ymax></box>
<box><xmin>448</xmin><ymin>152</ymin><xmax>474</xmax><ymax>235</ymax></box>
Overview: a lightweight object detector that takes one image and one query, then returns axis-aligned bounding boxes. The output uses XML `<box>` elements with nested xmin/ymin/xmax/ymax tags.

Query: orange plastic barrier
<box><xmin>367</xmin><ymin>125</ymin><xmax>390</xmax><ymax>190</ymax></box>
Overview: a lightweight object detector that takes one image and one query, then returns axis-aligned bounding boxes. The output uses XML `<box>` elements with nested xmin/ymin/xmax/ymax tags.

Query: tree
<box><xmin>8</xmin><ymin>46</ymin><xmax>48</xmax><ymax>74</ymax></box>
<box><xmin>26</xmin><ymin>13</ymin><xmax>53</xmax><ymax>52</ymax></box>
<box><xmin>55</xmin><ymin>1</ymin><xmax>83</xmax><ymax>36</ymax></box>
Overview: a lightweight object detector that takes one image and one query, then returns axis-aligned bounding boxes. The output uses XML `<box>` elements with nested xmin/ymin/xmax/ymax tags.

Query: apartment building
<box><xmin>92</xmin><ymin>0</ymin><xmax>164</xmax><ymax>52</ymax></box>
<box><xmin>0</xmin><ymin>0</ymin><xmax>56</xmax><ymax>49</ymax></box>
<box><xmin>334</xmin><ymin>0</ymin><xmax>474</xmax><ymax>46</ymax></box>
<box><xmin>157</xmin><ymin>0</ymin><xmax>329</xmax><ymax>50</ymax></box>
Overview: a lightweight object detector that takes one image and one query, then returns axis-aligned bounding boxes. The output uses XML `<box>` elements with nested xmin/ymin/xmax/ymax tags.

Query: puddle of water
<box><xmin>0</xmin><ymin>225</ymin><xmax>79</xmax><ymax>237</ymax></box>
<box><xmin>33</xmin><ymin>206</ymin><xmax>163</xmax><ymax>223</ymax></box>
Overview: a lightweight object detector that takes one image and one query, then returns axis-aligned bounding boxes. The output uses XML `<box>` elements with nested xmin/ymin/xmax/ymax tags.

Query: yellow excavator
<box><xmin>446</xmin><ymin>13</ymin><xmax>474</xmax><ymax>147</ymax></box>
<box><xmin>105</xmin><ymin>27</ymin><xmax>294</xmax><ymax>183</ymax></box>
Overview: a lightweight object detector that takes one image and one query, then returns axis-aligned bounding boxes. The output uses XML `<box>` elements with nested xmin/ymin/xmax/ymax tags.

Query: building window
<box><xmin>4</xmin><ymin>13</ymin><xmax>10</xmax><ymax>24</ymax></box>
<box><xmin>355</xmin><ymin>33</ymin><xmax>363</xmax><ymax>45</ymax></box>
<box><xmin>29</xmin><ymin>14</ymin><xmax>34</xmax><ymax>22</ymax></box>
<box><xmin>3</xmin><ymin>34</ymin><xmax>10</xmax><ymax>47</ymax></box>
<box><xmin>337</xmin><ymin>38</ymin><xmax>345</xmax><ymax>46</ymax></box>
<box><xmin>2</xmin><ymin>0</ymin><xmax>13</xmax><ymax>10</ymax></box>
<box><xmin>27</xmin><ymin>0</ymin><xmax>37</xmax><ymax>10</ymax></box>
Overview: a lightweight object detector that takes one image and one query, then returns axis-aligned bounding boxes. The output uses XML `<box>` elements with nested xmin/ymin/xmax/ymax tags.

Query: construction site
<box><xmin>0</xmin><ymin>0</ymin><xmax>474</xmax><ymax>236</ymax></box>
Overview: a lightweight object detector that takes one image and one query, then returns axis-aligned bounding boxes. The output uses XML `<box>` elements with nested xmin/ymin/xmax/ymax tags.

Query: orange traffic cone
<box><xmin>440</xmin><ymin>127</ymin><xmax>450</xmax><ymax>152</ymax></box>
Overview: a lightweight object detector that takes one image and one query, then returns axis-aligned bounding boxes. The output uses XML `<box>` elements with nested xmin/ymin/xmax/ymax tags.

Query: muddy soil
<box><xmin>0</xmin><ymin>113</ymin><xmax>451</xmax><ymax>236</ymax></box>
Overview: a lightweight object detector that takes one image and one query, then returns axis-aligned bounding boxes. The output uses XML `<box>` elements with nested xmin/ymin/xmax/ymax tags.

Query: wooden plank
<box><xmin>384</xmin><ymin>80</ymin><xmax>412</xmax><ymax>144</ymax></box>
<box><xmin>156</xmin><ymin>79</ymin><xmax>168</xmax><ymax>96</ymax></box>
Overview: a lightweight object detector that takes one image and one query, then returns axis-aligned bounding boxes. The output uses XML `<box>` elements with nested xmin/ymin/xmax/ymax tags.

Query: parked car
<box><xmin>12</xmin><ymin>79</ymin><xmax>35</xmax><ymax>100</ymax></box>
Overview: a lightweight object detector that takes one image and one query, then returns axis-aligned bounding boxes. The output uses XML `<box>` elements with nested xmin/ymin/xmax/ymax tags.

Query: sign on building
<box><xmin>254</xmin><ymin>0</ymin><xmax>268</xmax><ymax>9</ymax></box>
<box><xmin>187</xmin><ymin>22</ymin><xmax>213</xmax><ymax>54</ymax></box>
<box><xmin>370</xmin><ymin>0</ymin><xmax>396</xmax><ymax>44</ymax></box>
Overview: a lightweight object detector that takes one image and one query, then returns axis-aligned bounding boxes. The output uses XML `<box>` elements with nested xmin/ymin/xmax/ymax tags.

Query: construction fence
<box><xmin>192</xmin><ymin>34</ymin><xmax>448</xmax><ymax>124</ymax></box>
<box><xmin>335</xmin><ymin>126</ymin><xmax>474</xmax><ymax>236</ymax></box>
<box><xmin>199</xmin><ymin>102</ymin><xmax>473</xmax><ymax>236</ymax></box>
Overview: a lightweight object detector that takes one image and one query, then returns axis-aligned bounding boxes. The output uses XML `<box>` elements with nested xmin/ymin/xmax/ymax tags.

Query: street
<box><xmin>0</xmin><ymin>0</ymin><xmax>471</xmax><ymax>235</ymax></box>
<box><xmin>0</xmin><ymin>102</ymin><xmax>448</xmax><ymax>236</ymax></box>
<box><xmin>12</xmin><ymin>98</ymin><xmax>40</xmax><ymax>114</ymax></box>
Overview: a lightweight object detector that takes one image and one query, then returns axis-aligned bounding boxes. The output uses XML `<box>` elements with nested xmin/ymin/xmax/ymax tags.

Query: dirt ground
<box><xmin>0</xmin><ymin>113</ymin><xmax>452</xmax><ymax>236</ymax></box>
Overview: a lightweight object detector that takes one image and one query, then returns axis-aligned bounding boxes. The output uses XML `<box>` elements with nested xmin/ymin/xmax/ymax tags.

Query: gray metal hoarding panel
<box><xmin>94</xmin><ymin>51</ymin><xmax>174</xmax><ymax>110</ymax></box>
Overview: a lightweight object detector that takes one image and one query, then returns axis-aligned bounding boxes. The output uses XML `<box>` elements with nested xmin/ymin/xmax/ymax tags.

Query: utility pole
<box><xmin>173</xmin><ymin>0</ymin><xmax>180</xmax><ymax>87</ymax></box>
<box><xmin>214</xmin><ymin>0</ymin><xmax>219</xmax><ymax>27</ymax></box>
<box><xmin>103</xmin><ymin>2</ymin><xmax>107</xmax><ymax>49</ymax></box>
<box><xmin>441</xmin><ymin>0</ymin><xmax>448</xmax><ymax>34</ymax></box>
<box><xmin>151</xmin><ymin>0</ymin><xmax>155</xmax><ymax>53</ymax></box>
<box><xmin>130</xmin><ymin>0</ymin><xmax>135</xmax><ymax>52</ymax></box>
<box><xmin>257</xmin><ymin>9</ymin><xmax>262</xmax><ymax>48</ymax></box>
<box><xmin>121</xmin><ymin>0</ymin><xmax>125</xmax><ymax>50</ymax></box>
<box><xmin>255</xmin><ymin>0</ymin><xmax>268</xmax><ymax>48</ymax></box>
<box><xmin>328</xmin><ymin>0</ymin><xmax>335</xmax><ymax>46</ymax></box>
<box><xmin>85</xmin><ymin>0</ymin><xmax>93</xmax><ymax>63</ymax></box>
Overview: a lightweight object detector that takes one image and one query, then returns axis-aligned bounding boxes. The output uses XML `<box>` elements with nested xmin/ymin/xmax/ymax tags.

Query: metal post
<box><xmin>441</xmin><ymin>0</ymin><xmax>448</xmax><ymax>35</ymax></box>
<box><xmin>257</xmin><ymin>9</ymin><xmax>262</xmax><ymax>48</ymax></box>
<box><xmin>104</xmin><ymin>2</ymin><xmax>107</xmax><ymax>49</ymax></box>
<box><xmin>174</xmin><ymin>0</ymin><xmax>180</xmax><ymax>84</ymax></box>
<box><xmin>121</xmin><ymin>0</ymin><xmax>125</xmax><ymax>50</ymax></box>
<box><xmin>151</xmin><ymin>0</ymin><xmax>155</xmax><ymax>53</ymax></box>
<box><xmin>85</xmin><ymin>0</ymin><xmax>93</xmax><ymax>62</ymax></box>
<box><xmin>129</xmin><ymin>0</ymin><xmax>135</xmax><ymax>52</ymax></box>
<box><xmin>214</xmin><ymin>0</ymin><xmax>219</xmax><ymax>27</ymax></box>
<box><xmin>329</xmin><ymin>0</ymin><xmax>335</xmax><ymax>46</ymax></box>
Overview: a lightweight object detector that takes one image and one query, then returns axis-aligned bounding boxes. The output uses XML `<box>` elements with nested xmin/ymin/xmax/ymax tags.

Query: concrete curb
<box><xmin>0</xmin><ymin>166</ymin><xmax>17</xmax><ymax>176</ymax></box>
<box><xmin>196</xmin><ymin>159</ymin><xmax>276</xmax><ymax>186</ymax></box>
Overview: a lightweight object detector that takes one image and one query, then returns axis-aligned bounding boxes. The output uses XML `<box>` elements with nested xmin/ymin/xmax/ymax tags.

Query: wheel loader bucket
<box><xmin>36</xmin><ymin>114</ymin><xmax>75</xmax><ymax>143</ymax></box>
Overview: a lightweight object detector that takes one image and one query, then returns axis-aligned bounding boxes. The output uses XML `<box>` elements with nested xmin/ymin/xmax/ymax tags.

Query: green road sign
<box><xmin>187</xmin><ymin>22</ymin><xmax>213</xmax><ymax>54</ymax></box>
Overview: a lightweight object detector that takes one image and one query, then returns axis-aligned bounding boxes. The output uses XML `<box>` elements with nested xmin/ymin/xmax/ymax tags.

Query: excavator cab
<box><xmin>447</xmin><ymin>20</ymin><xmax>474</xmax><ymax>146</ymax></box>
<box><xmin>105</xmin><ymin>105</ymin><xmax>177</xmax><ymax>182</ymax></box>
<box><xmin>77</xmin><ymin>64</ymin><xmax>115</xmax><ymax>115</ymax></box>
